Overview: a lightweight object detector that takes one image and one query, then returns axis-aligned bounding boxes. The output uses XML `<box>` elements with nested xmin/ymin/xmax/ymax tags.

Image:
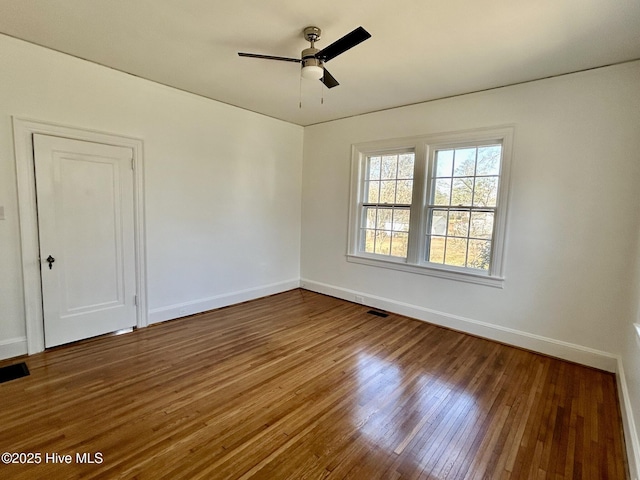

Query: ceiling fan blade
<box><xmin>316</xmin><ymin>26</ymin><xmax>371</xmax><ymax>62</ymax></box>
<box><xmin>320</xmin><ymin>68</ymin><xmax>339</xmax><ymax>89</ymax></box>
<box><xmin>238</xmin><ymin>52</ymin><xmax>301</xmax><ymax>63</ymax></box>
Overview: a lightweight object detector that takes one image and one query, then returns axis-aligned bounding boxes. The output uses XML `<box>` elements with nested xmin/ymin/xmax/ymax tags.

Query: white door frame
<box><xmin>13</xmin><ymin>117</ymin><xmax>148</xmax><ymax>354</ymax></box>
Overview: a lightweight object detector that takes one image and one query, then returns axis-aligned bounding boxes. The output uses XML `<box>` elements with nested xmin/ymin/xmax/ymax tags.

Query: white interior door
<box><xmin>34</xmin><ymin>134</ymin><xmax>137</xmax><ymax>348</ymax></box>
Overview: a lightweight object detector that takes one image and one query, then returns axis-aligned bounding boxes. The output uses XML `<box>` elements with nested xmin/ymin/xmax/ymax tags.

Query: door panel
<box><xmin>34</xmin><ymin>134</ymin><xmax>136</xmax><ymax>348</ymax></box>
<box><xmin>59</xmin><ymin>157</ymin><xmax>120</xmax><ymax>312</ymax></box>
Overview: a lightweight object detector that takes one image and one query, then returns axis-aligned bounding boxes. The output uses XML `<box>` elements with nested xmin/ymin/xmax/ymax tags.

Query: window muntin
<box><xmin>361</xmin><ymin>152</ymin><xmax>415</xmax><ymax>258</ymax></box>
<box><xmin>426</xmin><ymin>145</ymin><xmax>501</xmax><ymax>272</ymax></box>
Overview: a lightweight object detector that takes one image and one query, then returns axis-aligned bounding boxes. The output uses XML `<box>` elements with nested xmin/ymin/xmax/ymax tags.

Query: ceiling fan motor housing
<box><xmin>301</xmin><ymin>47</ymin><xmax>322</xmax><ymax>69</ymax></box>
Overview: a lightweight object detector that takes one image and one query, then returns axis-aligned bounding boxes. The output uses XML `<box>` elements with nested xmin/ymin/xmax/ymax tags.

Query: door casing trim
<box><xmin>13</xmin><ymin>117</ymin><xmax>148</xmax><ymax>354</ymax></box>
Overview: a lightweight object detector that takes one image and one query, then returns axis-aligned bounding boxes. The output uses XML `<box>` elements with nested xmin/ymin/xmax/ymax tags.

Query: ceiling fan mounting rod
<box><xmin>302</xmin><ymin>27</ymin><xmax>322</xmax><ymax>70</ymax></box>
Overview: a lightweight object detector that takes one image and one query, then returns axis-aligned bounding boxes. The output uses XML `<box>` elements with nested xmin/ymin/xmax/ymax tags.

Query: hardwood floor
<box><xmin>0</xmin><ymin>289</ymin><xmax>628</xmax><ymax>479</ymax></box>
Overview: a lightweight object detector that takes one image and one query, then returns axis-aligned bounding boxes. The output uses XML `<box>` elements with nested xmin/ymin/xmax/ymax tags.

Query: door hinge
<box><xmin>134</xmin><ymin>294</ymin><xmax>138</xmax><ymax>306</ymax></box>
<box><xmin>131</xmin><ymin>158</ymin><xmax>135</xmax><ymax>170</ymax></box>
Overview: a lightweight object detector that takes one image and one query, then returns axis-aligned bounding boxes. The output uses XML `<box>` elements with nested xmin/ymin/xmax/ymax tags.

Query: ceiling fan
<box><xmin>238</xmin><ymin>26</ymin><xmax>371</xmax><ymax>89</ymax></box>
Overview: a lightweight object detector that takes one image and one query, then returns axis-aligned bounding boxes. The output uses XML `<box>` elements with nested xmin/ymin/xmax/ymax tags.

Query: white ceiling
<box><xmin>1</xmin><ymin>0</ymin><xmax>639</xmax><ymax>126</ymax></box>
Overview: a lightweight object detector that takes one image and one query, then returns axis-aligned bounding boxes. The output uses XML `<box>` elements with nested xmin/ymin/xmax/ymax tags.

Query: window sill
<box><xmin>346</xmin><ymin>254</ymin><xmax>504</xmax><ymax>288</ymax></box>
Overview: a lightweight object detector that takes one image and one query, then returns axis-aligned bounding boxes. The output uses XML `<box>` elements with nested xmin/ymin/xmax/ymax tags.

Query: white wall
<box><xmin>622</xmin><ymin>224</ymin><xmax>640</xmax><ymax>476</ymax></box>
<box><xmin>301</xmin><ymin>61</ymin><xmax>640</xmax><ymax>467</ymax></box>
<box><xmin>0</xmin><ymin>34</ymin><xmax>303</xmax><ymax>355</ymax></box>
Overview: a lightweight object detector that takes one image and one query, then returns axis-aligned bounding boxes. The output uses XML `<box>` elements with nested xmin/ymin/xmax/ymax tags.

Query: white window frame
<box><xmin>347</xmin><ymin>126</ymin><xmax>514</xmax><ymax>288</ymax></box>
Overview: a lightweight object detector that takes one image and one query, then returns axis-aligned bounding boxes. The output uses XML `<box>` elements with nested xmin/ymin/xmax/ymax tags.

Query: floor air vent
<box><xmin>367</xmin><ymin>310</ymin><xmax>389</xmax><ymax>318</ymax></box>
<box><xmin>0</xmin><ymin>362</ymin><xmax>30</xmax><ymax>384</ymax></box>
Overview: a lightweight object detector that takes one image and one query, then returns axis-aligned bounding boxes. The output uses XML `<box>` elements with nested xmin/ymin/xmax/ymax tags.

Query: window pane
<box><xmin>376</xmin><ymin>208</ymin><xmax>393</xmax><ymax>230</ymax></box>
<box><xmin>381</xmin><ymin>155</ymin><xmax>398</xmax><ymax>179</ymax></box>
<box><xmin>476</xmin><ymin>146</ymin><xmax>501</xmax><ymax>175</ymax></box>
<box><xmin>396</xmin><ymin>180</ymin><xmax>413</xmax><ymax>204</ymax></box>
<box><xmin>364</xmin><ymin>207</ymin><xmax>377</xmax><ymax>229</ymax></box>
<box><xmin>430</xmin><ymin>210</ymin><xmax>448</xmax><ymax>235</ymax></box>
<box><xmin>391</xmin><ymin>232</ymin><xmax>409</xmax><ymax>257</ymax></box>
<box><xmin>467</xmin><ymin>239</ymin><xmax>491</xmax><ymax>271</ymax></box>
<box><xmin>368</xmin><ymin>156</ymin><xmax>381</xmax><ymax>180</ymax></box>
<box><xmin>447</xmin><ymin>210</ymin><xmax>470</xmax><ymax>237</ymax></box>
<box><xmin>445</xmin><ymin>237</ymin><xmax>467</xmax><ymax>267</ymax></box>
<box><xmin>366</xmin><ymin>181</ymin><xmax>380</xmax><ymax>203</ymax></box>
<box><xmin>392</xmin><ymin>209</ymin><xmax>410</xmax><ymax>232</ymax></box>
<box><xmin>364</xmin><ymin>229</ymin><xmax>375</xmax><ymax>253</ymax></box>
<box><xmin>433</xmin><ymin>179</ymin><xmax>451</xmax><ymax>205</ymax></box>
<box><xmin>435</xmin><ymin>150</ymin><xmax>453</xmax><ymax>177</ymax></box>
<box><xmin>374</xmin><ymin>231</ymin><xmax>391</xmax><ymax>255</ymax></box>
<box><xmin>453</xmin><ymin>148</ymin><xmax>476</xmax><ymax>177</ymax></box>
<box><xmin>473</xmin><ymin>177</ymin><xmax>498</xmax><ymax>207</ymax></box>
<box><xmin>398</xmin><ymin>154</ymin><xmax>415</xmax><ymax>179</ymax></box>
<box><xmin>379</xmin><ymin>180</ymin><xmax>397</xmax><ymax>204</ymax></box>
<box><xmin>451</xmin><ymin>178</ymin><xmax>473</xmax><ymax>206</ymax></box>
<box><xmin>469</xmin><ymin>211</ymin><xmax>494</xmax><ymax>239</ymax></box>
<box><xmin>428</xmin><ymin>236</ymin><xmax>445</xmax><ymax>264</ymax></box>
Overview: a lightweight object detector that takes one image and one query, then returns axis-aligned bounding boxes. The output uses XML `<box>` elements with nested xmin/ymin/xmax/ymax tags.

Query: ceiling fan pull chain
<box><xmin>299</xmin><ymin>75</ymin><xmax>303</xmax><ymax>109</ymax></box>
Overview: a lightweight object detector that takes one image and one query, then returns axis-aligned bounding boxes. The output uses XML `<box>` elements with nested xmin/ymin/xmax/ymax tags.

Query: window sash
<box><xmin>424</xmin><ymin>205</ymin><xmax>497</xmax><ymax>272</ymax></box>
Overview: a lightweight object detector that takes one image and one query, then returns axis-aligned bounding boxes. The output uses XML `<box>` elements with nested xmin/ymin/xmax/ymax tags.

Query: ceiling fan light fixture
<box><xmin>301</xmin><ymin>49</ymin><xmax>323</xmax><ymax>81</ymax></box>
<box><xmin>301</xmin><ymin>64</ymin><xmax>324</xmax><ymax>80</ymax></box>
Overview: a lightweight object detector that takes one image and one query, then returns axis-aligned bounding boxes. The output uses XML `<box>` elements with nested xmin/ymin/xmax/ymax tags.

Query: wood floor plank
<box><xmin>0</xmin><ymin>289</ymin><xmax>629</xmax><ymax>479</ymax></box>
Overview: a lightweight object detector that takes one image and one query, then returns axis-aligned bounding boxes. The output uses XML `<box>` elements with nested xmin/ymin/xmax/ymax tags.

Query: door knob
<box><xmin>46</xmin><ymin>255</ymin><xmax>55</xmax><ymax>269</ymax></box>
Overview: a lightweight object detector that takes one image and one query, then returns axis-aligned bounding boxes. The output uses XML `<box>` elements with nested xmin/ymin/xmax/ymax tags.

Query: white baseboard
<box><xmin>0</xmin><ymin>337</ymin><xmax>28</xmax><ymax>361</ymax></box>
<box><xmin>617</xmin><ymin>357</ymin><xmax>640</xmax><ymax>480</ymax></box>
<box><xmin>300</xmin><ymin>279</ymin><xmax>618</xmax><ymax>372</ymax></box>
<box><xmin>148</xmin><ymin>279</ymin><xmax>301</xmax><ymax>325</ymax></box>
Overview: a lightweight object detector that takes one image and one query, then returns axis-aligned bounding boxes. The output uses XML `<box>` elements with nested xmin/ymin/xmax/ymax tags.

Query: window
<box><xmin>427</xmin><ymin>144</ymin><xmax>501</xmax><ymax>271</ymax></box>
<box><xmin>361</xmin><ymin>151</ymin><xmax>415</xmax><ymax>258</ymax></box>
<box><xmin>348</xmin><ymin>127</ymin><xmax>513</xmax><ymax>287</ymax></box>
